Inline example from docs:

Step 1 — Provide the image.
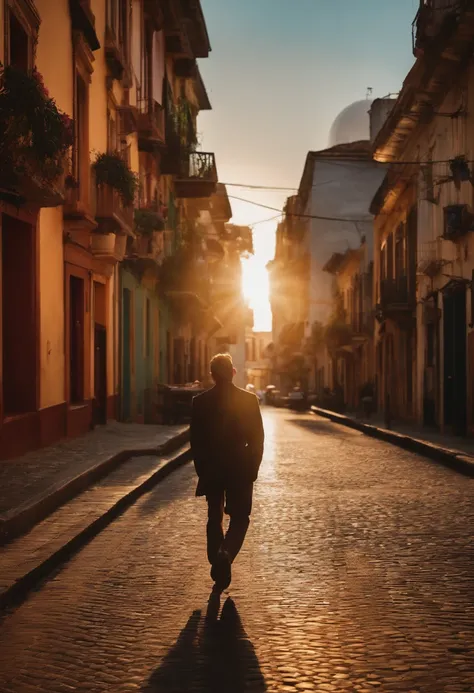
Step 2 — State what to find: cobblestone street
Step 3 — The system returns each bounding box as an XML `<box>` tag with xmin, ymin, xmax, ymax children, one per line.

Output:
<box><xmin>1</xmin><ymin>409</ymin><xmax>474</xmax><ymax>693</ymax></box>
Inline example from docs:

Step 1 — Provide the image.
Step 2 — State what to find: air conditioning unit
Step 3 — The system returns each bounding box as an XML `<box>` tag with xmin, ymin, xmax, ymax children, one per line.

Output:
<box><xmin>443</xmin><ymin>204</ymin><xmax>472</xmax><ymax>241</ymax></box>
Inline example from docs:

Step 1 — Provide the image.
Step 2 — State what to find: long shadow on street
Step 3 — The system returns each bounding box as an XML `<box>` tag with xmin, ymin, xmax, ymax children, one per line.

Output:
<box><xmin>142</xmin><ymin>595</ymin><xmax>266</xmax><ymax>693</ymax></box>
<box><xmin>287</xmin><ymin>416</ymin><xmax>358</xmax><ymax>436</ymax></box>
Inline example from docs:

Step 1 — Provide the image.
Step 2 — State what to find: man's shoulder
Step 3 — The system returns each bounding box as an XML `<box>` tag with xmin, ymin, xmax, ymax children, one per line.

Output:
<box><xmin>234</xmin><ymin>386</ymin><xmax>258</xmax><ymax>403</ymax></box>
<box><xmin>192</xmin><ymin>388</ymin><xmax>214</xmax><ymax>405</ymax></box>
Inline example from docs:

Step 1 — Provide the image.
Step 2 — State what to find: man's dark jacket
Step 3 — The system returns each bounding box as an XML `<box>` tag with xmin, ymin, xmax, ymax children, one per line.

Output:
<box><xmin>190</xmin><ymin>382</ymin><xmax>265</xmax><ymax>496</ymax></box>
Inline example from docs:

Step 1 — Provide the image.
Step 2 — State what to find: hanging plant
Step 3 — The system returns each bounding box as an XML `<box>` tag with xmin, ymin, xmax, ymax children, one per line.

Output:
<box><xmin>134</xmin><ymin>208</ymin><xmax>165</xmax><ymax>235</ymax></box>
<box><xmin>92</xmin><ymin>152</ymin><xmax>138</xmax><ymax>206</ymax></box>
<box><xmin>0</xmin><ymin>64</ymin><xmax>74</xmax><ymax>198</ymax></box>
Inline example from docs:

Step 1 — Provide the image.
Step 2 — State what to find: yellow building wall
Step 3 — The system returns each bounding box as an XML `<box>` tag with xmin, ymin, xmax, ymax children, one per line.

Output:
<box><xmin>38</xmin><ymin>208</ymin><xmax>66</xmax><ymax>408</ymax></box>
<box><xmin>35</xmin><ymin>0</ymin><xmax>73</xmax><ymax>410</ymax></box>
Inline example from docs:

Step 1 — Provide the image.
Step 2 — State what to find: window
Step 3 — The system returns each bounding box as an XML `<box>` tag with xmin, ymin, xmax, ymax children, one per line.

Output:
<box><xmin>387</xmin><ymin>233</ymin><xmax>394</xmax><ymax>280</ymax></box>
<box><xmin>107</xmin><ymin>110</ymin><xmax>118</xmax><ymax>153</ymax></box>
<box><xmin>395</xmin><ymin>224</ymin><xmax>406</xmax><ymax>278</ymax></box>
<box><xmin>8</xmin><ymin>10</ymin><xmax>29</xmax><ymax>68</ymax></box>
<box><xmin>380</xmin><ymin>243</ymin><xmax>387</xmax><ymax>281</ymax></box>
<box><xmin>5</xmin><ymin>1</ymin><xmax>39</xmax><ymax>70</ymax></box>
<box><xmin>72</xmin><ymin>31</ymin><xmax>93</xmax><ymax>202</ymax></box>
<box><xmin>107</xmin><ymin>0</ymin><xmax>128</xmax><ymax>55</ymax></box>
<box><xmin>75</xmin><ymin>73</ymin><xmax>87</xmax><ymax>191</ymax></box>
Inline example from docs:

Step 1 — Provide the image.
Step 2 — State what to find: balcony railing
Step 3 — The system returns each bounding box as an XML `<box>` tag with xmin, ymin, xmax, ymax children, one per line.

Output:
<box><xmin>417</xmin><ymin>240</ymin><xmax>444</xmax><ymax>277</ymax></box>
<box><xmin>137</xmin><ymin>99</ymin><xmax>165</xmax><ymax>151</ymax></box>
<box><xmin>95</xmin><ymin>184</ymin><xmax>134</xmax><ymax>235</ymax></box>
<box><xmin>380</xmin><ymin>276</ymin><xmax>413</xmax><ymax>314</ymax></box>
<box><xmin>174</xmin><ymin>152</ymin><xmax>218</xmax><ymax>199</ymax></box>
<box><xmin>412</xmin><ymin>0</ymin><xmax>465</xmax><ymax>56</ymax></box>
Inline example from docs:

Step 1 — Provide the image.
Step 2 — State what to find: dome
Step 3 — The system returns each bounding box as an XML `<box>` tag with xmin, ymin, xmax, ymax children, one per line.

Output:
<box><xmin>329</xmin><ymin>100</ymin><xmax>372</xmax><ymax>147</ymax></box>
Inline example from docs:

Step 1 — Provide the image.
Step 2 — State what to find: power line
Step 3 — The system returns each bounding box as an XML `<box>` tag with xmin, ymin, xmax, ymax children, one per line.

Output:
<box><xmin>223</xmin><ymin>182</ymin><xmax>297</xmax><ymax>191</ymax></box>
<box><xmin>248</xmin><ymin>214</ymin><xmax>283</xmax><ymax>228</ymax></box>
<box><xmin>228</xmin><ymin>195</ymin><xmax>373</xmax><ymax>224</ymax></box>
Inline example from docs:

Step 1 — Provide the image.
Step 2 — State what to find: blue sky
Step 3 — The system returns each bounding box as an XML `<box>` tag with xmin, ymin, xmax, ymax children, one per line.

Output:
<box><xmin>198</xmin><ymin>0</ymin><xmax>419</xmax><ymax>329</ymax></box>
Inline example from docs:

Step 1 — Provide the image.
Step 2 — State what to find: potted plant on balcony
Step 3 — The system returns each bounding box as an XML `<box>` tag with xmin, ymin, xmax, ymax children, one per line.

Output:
<box><xmin>134</xmin><ymin>207</ymin><xmax>166</xmax><ymax>235</ymax></box>
<box><xmin>133</xmin><ymin>206</ymin><xmax>165</xmax><ymax>256</ymax></box>
<box><xmin>0</xmin><ymin>64</ymin><xmax>74</xmax><ymax>206</ymax></box>
<box><xmin>91</xmin><ymin>152</ymin><xmax>138</xmax><ymax>256</ymax></box>
<box><xmin>92</xmin><ymin>152</ymin><xmax>138</xmax><ymax>206</ymax></box>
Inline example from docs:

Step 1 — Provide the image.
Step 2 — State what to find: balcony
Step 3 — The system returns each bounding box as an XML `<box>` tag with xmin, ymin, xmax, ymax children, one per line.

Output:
<box><xmin>137</xmin><ymin>100</ymin><xmax>165</xmax><ymax>151</ymax></box>
<box><xmin>412</xmin><ymin>1</ymin><xmax>464</xmax><ymax>57</ymax></box>
<box><xmin>91</xmin><ymin>231</ymin><xmax>128</xmax><ymax>263</ymax></box>
<box><xmin>417</xmin><ymin>240</ymin><xmax>444</xmax><ymax>277</ymax></box>
<box><xmin>128</xmin><ymin>231</ymin><xmax>164</xmax><ymax>264</ymax></box>
<box><xmin>95</xmin><ymin>184</ymin><xmax>133</xmax><ymax>235</ymax></box>
<box><xmin>70</xmin><ymin>0</ymin><xmax>100</xmax><ymax>51</ymax></box>
<box><xmin>105</xmin><ymin>24</ymin><xmax>127</xmax><ymax>80</ymax></box>
<box><xmin>380</xmin><ymin>276</ymin><xmax>414</xmax><ymax>318</ymax></box>
<box><xmin>174</xmin><ymin>152</ymin><xmax>217</xmax><ymax>199</ymax></box>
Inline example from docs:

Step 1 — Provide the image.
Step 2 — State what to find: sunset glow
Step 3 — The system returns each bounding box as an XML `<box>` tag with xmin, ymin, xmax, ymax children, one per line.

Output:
<box><xmin>241</xmin><ymin>219</ymin><xmax>278</xmax><ymax>333</ymax></box>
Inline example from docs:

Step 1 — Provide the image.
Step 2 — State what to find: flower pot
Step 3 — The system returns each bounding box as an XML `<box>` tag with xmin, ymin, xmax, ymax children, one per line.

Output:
<box><xmin>91</xmin><ymin>232</ymin><xmax>116</xmax><ymax>257</ymax></box>
<box><xmin>114</xmin><ymin>233</ymin><xmax>128</xmax><ymax>261</ymax></box>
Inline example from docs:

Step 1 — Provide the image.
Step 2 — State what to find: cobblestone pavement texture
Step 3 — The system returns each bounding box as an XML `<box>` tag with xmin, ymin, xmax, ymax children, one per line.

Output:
<box><xmin>0</xmin><ymin>409</ymin><xmax>474</xmax><ymax>693</ymax></box>
<box><xmin>0</xmin><ymin>422</ymin><xmax>187</xmax><ymax>517</ymax></box>
<box><xmin>0</xmin><ymin>445</ymin><xmax>190</xmax><ymax>600</ymax></box>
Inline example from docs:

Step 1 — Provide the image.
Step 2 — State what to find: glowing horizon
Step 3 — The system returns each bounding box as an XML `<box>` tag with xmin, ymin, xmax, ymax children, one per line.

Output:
<box><xmin>240</xmin><ymin>214</ymin><xmax>279</xmax><ymax>333</ymax></box>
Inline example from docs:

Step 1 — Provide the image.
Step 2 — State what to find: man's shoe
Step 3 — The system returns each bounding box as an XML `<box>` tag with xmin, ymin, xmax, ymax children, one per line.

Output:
<box><xmin>211</xmin><ymin>549</ymin><xmax>231</xmax><ymax>591</ymax></box>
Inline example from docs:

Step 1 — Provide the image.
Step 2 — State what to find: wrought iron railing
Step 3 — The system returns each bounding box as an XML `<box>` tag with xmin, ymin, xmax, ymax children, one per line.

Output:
<box><xmin>180</xmin><ymin>151</ymin><xmax>217</xmax><ymax>181</ymax></box>
<box><xmin>412</xmin><ymin>0</ymin><xmax>465</xmax><ymax>55</ymax></box>
<box><xmin>417</xmin><ymin>240</ymin><xmax>443</xmax><ymax>276</ymax></box>
<box><xmin>380</xmin><ymin>276</ymin><xmax>410</xmax><ymax>306</ymax></box>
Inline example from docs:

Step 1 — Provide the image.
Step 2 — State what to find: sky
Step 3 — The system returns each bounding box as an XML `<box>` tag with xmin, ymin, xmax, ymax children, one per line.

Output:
<box><xmin>198</xmin><ymin>0</ymin><xmax>419</xmax><ymax>331</ymax></box>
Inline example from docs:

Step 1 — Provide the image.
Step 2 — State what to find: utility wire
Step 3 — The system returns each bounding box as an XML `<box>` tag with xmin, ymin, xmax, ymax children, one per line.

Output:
<box><xmin>248</xmin><ymin>214</ymin><xmax>283</xmax><ymax>228</ymax></box>
<box><xmin>228</xmin><ymin>195</ymin><xmax>373</xmax><ymax>224</ymax></box>
<box><xmin>222</xmin><ymin>182</ymin><xmax>298</xmax><ymax>191</ymax></box>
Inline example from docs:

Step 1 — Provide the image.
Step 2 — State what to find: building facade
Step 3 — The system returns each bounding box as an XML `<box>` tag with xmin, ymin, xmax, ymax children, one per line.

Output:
<box><xmin>372</xmin><ymin>0</ymin><xmax>474</xmax><ymax>434</ymax></box>
<box><xmin>268</xmin><ymin>196</ymin><xmax>310</xmax><ymax>393</ymax></box>
<box><xmin>0</xmin><ymin>0</ymin><xmax>222</xmax><ymax>456</ymax></box>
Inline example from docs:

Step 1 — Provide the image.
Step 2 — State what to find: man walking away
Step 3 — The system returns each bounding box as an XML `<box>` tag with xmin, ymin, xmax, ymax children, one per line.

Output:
<box><xmin>191</xmin><ymin>354</ymin><xmax>265</xmax><ymax>592</ymax></box>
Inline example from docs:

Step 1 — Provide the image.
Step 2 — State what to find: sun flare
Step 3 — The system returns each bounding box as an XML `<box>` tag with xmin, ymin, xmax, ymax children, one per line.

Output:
<box><xmin>241</xmin><ymin>221</ymin><xmax>277</xmax><ymax>333</ymax></box>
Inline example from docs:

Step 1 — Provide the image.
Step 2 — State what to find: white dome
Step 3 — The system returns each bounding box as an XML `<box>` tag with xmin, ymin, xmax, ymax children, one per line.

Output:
<box><xmin>329</xmin><ymin>100</ymin><xmax>372</xmax><ymax>147</ymax></box>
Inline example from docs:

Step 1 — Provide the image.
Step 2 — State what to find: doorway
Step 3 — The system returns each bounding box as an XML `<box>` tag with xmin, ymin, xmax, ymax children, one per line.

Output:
<box><xmin>122</xmin><ymin>288</ymin><xmax>132</xmax><ymax>421</ymax></box>
<box><xmin>93</xmin><ymin>281</ymin><xmax>107</xmax><ymax>426</ymax></box>
<box><xmin>94</xmin><ymin>325</ymin><xmax>107</xmax><ymax>425</ymax></box>
<box><xmin>69</xmin><ymin>275</ymin><xmax>85</xmax><ymax>404</ymax></box>
<box><xmin>2</xmin><ymin>214</ymin><xmax>37</xmax><ymax>415</ymax></box>
<box><xmin>444</xmin><ymin>287</ymin><xmax>467</xmax><ymax>435</ymax></box>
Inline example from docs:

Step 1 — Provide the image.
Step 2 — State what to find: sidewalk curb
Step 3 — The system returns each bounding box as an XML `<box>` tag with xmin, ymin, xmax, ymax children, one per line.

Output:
<box><xmin>0</xmin><ymin>427</ymin><xmax>190</xmax><ymax>547</ymax></box>
<box><xmin>311</xmin><ymin>406</ymin><xmax>474</xmax><ymax>477</ymax></box>
<box><xmin>0</xmin><ymin>444</ymin><xmax>192</xmax><ymax>611</ymax></box>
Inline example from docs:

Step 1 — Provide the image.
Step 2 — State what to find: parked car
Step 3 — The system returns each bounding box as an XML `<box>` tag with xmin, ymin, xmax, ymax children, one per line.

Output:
<box><xmin>265</xmin><ymin>385</ymin><xmax>277</xmax><ymax>405</ymax></box>
<box><xmin>288</xmin><ymin>387</ymin><xmax>307</xmax><ymax>411</ymax></box>
<box><xmin>246</xmin><ymin>383</ymin><xmax>262</xmax><ymax>403</ymax></box>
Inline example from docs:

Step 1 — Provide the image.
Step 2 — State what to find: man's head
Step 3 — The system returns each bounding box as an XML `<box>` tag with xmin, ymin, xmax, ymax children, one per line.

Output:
<box><xmin>210</xmin><ymin>353</ymin><xmax>235</xmax><ymax>384</ymax></box>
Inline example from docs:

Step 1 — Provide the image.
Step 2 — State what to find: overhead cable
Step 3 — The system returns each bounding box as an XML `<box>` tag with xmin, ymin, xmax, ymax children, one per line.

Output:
<box><xmin>228</xmin><ymin>195</ymin><xmax>373</xmax><ymax>224</ymax></box>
